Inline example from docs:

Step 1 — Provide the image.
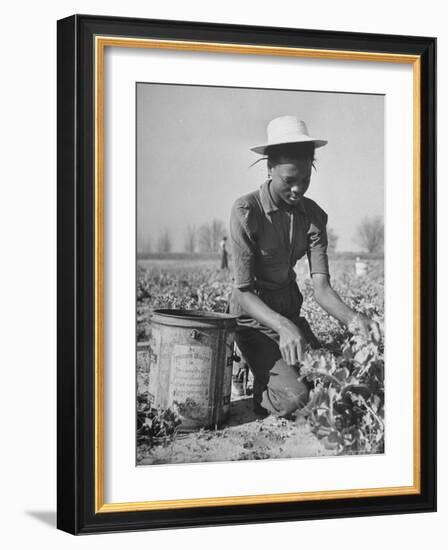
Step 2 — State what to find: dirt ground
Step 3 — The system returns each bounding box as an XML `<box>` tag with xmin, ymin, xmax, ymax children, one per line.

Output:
<box><xmin>137</xmin><ymin>392</ymin><xmax>335</xmax><ymax>466</ymax></box>
<box><xmin>136</xmin><ymin>257</ymin><xmax>384</xmax><ymax>465</ymax></box>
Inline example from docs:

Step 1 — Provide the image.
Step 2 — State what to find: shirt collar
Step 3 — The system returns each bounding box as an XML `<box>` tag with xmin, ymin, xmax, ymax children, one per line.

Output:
<box><xmin>259</xmin><ymin>179</ymin><xmax>306</xmax><ymax>215</ymax></box>
<box><xmin>260</xmin><ymin>179</ymin><xmax>278</xmax><ymax>214</ymax></box>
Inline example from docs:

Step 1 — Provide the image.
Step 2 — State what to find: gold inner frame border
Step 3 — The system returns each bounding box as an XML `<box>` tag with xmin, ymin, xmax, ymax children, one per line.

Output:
<box><xmin>94</xmin><ymin>35</ymin><xmax>421</xmax><ymax>514</ymax></box>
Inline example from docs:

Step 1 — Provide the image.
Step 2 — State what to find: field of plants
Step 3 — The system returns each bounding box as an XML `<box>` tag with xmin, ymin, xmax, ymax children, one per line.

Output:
<box><xmin>137</xmin><ymin>256</ymin><xmax>384</xmax><ymax>465</ymax></box>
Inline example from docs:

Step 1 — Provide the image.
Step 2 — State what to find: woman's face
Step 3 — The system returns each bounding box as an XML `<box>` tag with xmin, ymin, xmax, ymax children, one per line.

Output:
<box><xmin>268</xmin><ymin>154</ymin><xmax>313</xmax><ymax>208</ymax></box>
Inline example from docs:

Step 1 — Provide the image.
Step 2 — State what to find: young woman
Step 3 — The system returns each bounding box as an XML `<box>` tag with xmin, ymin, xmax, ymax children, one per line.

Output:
<box><xmin>228</xmin><ymin>116</ymin><xmax>380</xmax><ymax>416</ymax></box>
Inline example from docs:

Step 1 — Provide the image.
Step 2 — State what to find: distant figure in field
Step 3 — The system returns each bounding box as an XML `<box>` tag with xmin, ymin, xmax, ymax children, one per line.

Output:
<box><xmin>220</xmin><ymin>236</ymin><xmax>229</xmax><ymax>270</ymax></box>
<box><xmin>355</xmin><ymin>256</ymin><xmax>368</xmax><ymax>277</ymax></box>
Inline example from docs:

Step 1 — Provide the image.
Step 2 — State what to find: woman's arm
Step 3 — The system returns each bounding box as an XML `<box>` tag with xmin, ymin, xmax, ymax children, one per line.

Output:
<box><xmin>234</xmin><ymin>288</ymin><xmax>307</xmax><ymax>365</ymax></box>
<box><xmin>229</xmin><ymin>200</ymin><xmax>308</xmax><ymax>365</ymax></box>
<box><xmin>311</xmin><ymin>273</ymin><xmax>381</xmax><ymax>341</ymax></box>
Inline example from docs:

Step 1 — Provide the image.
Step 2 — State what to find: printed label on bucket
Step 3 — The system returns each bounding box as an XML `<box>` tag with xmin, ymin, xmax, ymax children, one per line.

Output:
<box><xmin>169</xmin><ymin>344</ymin><xmax>212</xmax><ymax>419</ymax></box>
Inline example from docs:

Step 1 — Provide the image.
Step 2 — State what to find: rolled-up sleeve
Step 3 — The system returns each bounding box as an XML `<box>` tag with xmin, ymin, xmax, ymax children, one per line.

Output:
<box><xmin>306</xmin><ymin>206</ymin><xmax>330</xmax><ymax>276</ymax></box>
<box><xmin>229</xmin><ymin>200</ymin><xmax>257</xmax><ymax>289</ymax></box>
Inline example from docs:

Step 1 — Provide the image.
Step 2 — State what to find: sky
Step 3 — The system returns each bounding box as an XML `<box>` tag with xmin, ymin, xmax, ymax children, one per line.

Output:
<box><xmin>137</xmin><ymin>83</ymin><xmax>384</xmax><ymax>252</ymax></box>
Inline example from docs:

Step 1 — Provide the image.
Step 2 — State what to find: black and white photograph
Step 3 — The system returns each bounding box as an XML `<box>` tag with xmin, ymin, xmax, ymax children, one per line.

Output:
<box><xmin>136</xmin><ymin>83</ymin><xmax>385</xmax><ymax>466</ymax></box>
<box><xmin>0</xmin><ymin>0</ymin><xmax>441</xmax><ymax>541</ymax></box>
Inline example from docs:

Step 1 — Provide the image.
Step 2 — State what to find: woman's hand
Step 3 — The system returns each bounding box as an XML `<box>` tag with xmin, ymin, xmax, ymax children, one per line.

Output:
<box><xmin>278</xmin><ymin>319</ymin><xmax>307</xmax><ymax>365</ymax></box>
<box><xmin>348</xmin><ymin>313</ymin><xmax>382</xmax><ymax>343</ymax></box>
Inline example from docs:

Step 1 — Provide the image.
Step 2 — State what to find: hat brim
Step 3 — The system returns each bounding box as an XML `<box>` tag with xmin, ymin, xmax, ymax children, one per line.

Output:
<box><xmin>250</xmin><ymin>137</ymin><xmax>327</xmax><ymax>155</ymax></box>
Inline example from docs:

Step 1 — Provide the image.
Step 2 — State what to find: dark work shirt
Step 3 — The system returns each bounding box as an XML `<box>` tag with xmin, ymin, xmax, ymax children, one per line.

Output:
<box><xmin>229</xmin><ymin>179</ymin><xmax>329</xmax><ymax>292</ymax></box>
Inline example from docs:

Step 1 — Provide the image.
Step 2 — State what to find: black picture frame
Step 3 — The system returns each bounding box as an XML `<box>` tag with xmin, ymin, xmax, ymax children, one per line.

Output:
<box><xmin>57</xmin><ymin>14</ymin><xmax>436</xmax><ymax>535</ymax></box>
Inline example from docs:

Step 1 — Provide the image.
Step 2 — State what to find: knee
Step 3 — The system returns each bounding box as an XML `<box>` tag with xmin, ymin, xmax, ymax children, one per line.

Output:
<box><xmin>262</xmin><ymin>359</ymin><xmax>309</xmax><ymax>416</ymax></box>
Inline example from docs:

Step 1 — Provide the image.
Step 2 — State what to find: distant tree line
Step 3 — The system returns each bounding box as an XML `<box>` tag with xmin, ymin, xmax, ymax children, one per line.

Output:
<box><xmin>354</xmin><ymin>216</ymin><xmax>384</xmax><ymax>254</ymax></box>
<box><xmin>157</xmin><ymin>229</ymin><xmax>173</xmax><ymax>253</ymax></box>
<box><xmin>139</xmin><ymin>215</ymin><xmax>384</xmax><ymax>256</ymax></box>
<box><xmin>183</xmin><ymin>219</ymin><xmax>227</xmax><ymax>254</ymax></box>
<box><xmin>137</xmin><ymin>219</ymin><xmax>228</xmax><ymax>255</ymax></box>
<box><xmin>137</xmin><ymin>235</ymin><xmax>152</xmax><ymax>256</ymax></box>
<box><xmin>327</xmin><ymin>215</ymin><xmax>384</xmax><ymax>255</ymax></box>
<box><xmin>326</xmin><ymin>216</ymin><xmax>384</xmax><ymax>255</ymax></box>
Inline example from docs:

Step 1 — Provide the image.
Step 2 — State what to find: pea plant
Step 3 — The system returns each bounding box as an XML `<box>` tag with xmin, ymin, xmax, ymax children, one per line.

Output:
<box><xmin>136</xmin><ymin>260</ymin><xmax>385</xmax><ymax>456</ymax></box>
<box><xmin>298</xmin><ymin>332</ymin><xmax>384</xmax><ymax>454</ymax></box>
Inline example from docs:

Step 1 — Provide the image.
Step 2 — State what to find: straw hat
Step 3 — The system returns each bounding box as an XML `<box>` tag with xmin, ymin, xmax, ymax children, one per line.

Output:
<box><xmin>250</xmin><ymin>115</ymin><xmax>327</xmax><ymax>155</ymax></box>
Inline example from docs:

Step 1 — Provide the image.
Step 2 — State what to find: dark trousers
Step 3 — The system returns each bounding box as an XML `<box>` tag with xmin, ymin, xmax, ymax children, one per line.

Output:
<box><xmin>236</xmin><ymin>325</ymin><xmax>310</xmax><ymax>416</ymax></box>
<box><xmin>220</xmin><ymin>250</ymin><xmax>228</xmax><ymax>269</ymax></box>
<box><xmin>229</xmin><ymin>283</ymin><xmax>316</xmax><ymax>416</ymax></box>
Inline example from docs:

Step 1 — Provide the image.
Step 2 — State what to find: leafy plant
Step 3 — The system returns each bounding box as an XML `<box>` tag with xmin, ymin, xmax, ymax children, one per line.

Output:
<box><xmin>136</xmin><ymin>259</ymin><xmax>384</xmax><ymax>456</ymax></box>
<box><xmin>137</xmin><ymin>404</ymin><xmax>183</xmax><ymax>445</ymax></box>
<box><xmin>297</xmin><ymin>332</ymin><xmax>384</xmax><ymax>454</ymax></box>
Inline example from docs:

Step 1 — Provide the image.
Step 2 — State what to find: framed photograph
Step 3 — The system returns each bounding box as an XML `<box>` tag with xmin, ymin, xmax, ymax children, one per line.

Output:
<box><xmin>57</xmin><ymin>14</ymin><xmax>436</xmax><ymax>534</ymax></box>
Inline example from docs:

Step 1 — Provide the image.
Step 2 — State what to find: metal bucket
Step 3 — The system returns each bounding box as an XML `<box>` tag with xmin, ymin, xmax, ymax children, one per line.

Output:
<box><xmin>147</xmin><ymin>309</ymin><xmax>238</xmax><ymax>430</ymax></box>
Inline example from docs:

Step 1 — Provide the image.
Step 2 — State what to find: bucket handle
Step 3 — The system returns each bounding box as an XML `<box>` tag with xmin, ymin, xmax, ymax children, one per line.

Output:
<box><xmin>225</xmin><ymin>341</ymin><xmax>241</xmax><ymax>363</ymax></box>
